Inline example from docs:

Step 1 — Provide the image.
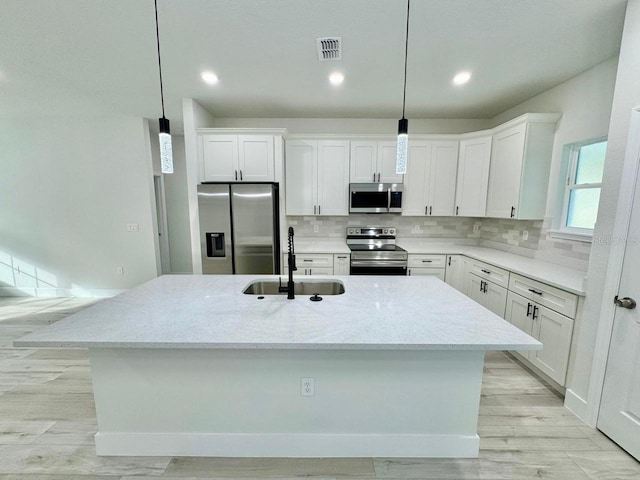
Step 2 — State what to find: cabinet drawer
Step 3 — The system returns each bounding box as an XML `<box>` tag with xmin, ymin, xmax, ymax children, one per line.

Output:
<box><xmin>509</xmin><ymin>273</ymin><xmax>578</xmax><ymax>319</ymax></box>
<box><xmin>407</xmin><ymin>254</ymin><xmax>446</xmax><ymax>269</ymax></box>
<box><xmin>467</xmin><ymin>259</ymin><xmax>510</xmax><ymax>289</ymax></box>
<box><xmin>408</xmin><ymin>268</ymin><xmax>445</xmax><ymax>281</ymax></box>
<box><xmin>283</xmin><ymin>253</ymin><xmax>333</xmax><ymax>268</ymax></box>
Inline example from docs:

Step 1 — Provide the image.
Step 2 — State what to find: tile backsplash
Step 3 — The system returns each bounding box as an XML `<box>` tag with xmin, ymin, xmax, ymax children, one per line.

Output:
<box><xmin>287</xmin><ymin>215</ymin><xmax>591</xmax><ymax>271</ymax></box>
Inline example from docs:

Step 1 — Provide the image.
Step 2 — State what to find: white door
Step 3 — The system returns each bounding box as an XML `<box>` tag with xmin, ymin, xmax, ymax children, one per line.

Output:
<box><xmin>467</xmin><ymin>273</ymin><xmax>488</xmax><ymax>308</ymax></box>
<box><xmin>505</xmin><ymin>291</ymin><xmax>534</xmax><ymax>358</ymax></box>
<box><xmin>317</xmin><ymin>140</ymin><xmax>350</xmax><ymax>216</ymax></box>
<box><xmin>598</xmin><ymin>117</ymin><xmax>640</xmax><ymax>458</ymax></box>
<box><xmin>333</xmin><ymin>255</ymin><xmax>350</xmax><ymax>275</ymax></box>
<box><xmin>285</xmin><ymin>140</ymin><xmax>317</xmax><ymax>216</ymax></box>
<box><xmin>429</xmin><ymin>141</ymin><xmax>459</xmax><ymax>216</ymax></box>
<box><xmin>201</xmin><ymin>135</ymin><xmax>238</xmax><ymax>182</ymax></box>
<box><xmin>350</xmin><ymin>141</ymin><xmax>378</xmax><ymax>183</ymax></box>
<box><xmin>378</xmin><ymin>141</ymin><xmax>404</xmax><ymax>183</ymax></box>
<box><xmin>238</xmin><ymin>135</ymin><xmax>274</xmax><ymax>182</ymax></box>
<box><xmin>529</xmin><ymin>304</ymin><xmax>573</xmax><ymax>385</ymax></box>
<box><xmin>486</xmin><ymin>124</ymin><xmax>526</xmax><ymax>218</ymax></box>
<box><xmin>444</xmin><ymin>255</ymin><xmax>463</xmax><ymax>291</ymax></box>
<box><xmin>485</xmin><ymin>282</ymin><xmax>508</xmax><ymax>318</ymax></box>
<box><xmin>455</xmin><ymin>136</ymin><xmax>492</xmax><ymax>217</ymax></box>
<box><xmin>402</xmin><ymin>142</ymin><xmax>430</xmax><ymax>216</ymax></box>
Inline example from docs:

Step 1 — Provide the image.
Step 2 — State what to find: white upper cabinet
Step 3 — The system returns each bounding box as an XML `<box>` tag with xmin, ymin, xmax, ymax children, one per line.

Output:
<box><xmin>200</xmin><ymin>134</ymin><xmax>275</xmax><ymax>182</ymax></box>
<box><xmin>286</xmin><ymin>139</ymin><xmax>349</xmax><ymax>216</ymax></box>
<box><xmin>486</xmin><ymin>115</ymin><xmax>559</xmax><ymax>219</ymax></box>
<box><xmin>317</xmin><ymin>140</ymin><xmax>350</xmax><ymax>216</ymax></box>
<box><xmin>285</xmin><ymin>140</ymin><xmax>317</xmax><ymax>216</ymax></box>
<box><xmin>403</xmin><ymin>141</ymin><xmax>458</xmax><ymax>216</ymax></box>
<box><xmin>350</xmin><ymin>140</ymin><xmax>403</xmax><ymax>183</ymax></box>
<box><xmin>455</xmin><ymin>136</ymin><xmax>492</xmax><ymax>217</ymax></box>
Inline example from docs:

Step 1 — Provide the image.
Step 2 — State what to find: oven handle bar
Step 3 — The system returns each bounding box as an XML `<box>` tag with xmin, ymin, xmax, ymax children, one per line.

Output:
<box><xmin>350</xmin><ymin>260</ymin><xmax>408</xmax><ymax>267</ymax></box>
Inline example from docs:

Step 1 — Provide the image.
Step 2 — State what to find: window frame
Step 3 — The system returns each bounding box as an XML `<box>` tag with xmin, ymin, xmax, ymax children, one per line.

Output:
<box><xmin>553</xmin><ymin>137</ymin><xmax>607</xmax><ymax>241</ymax></box>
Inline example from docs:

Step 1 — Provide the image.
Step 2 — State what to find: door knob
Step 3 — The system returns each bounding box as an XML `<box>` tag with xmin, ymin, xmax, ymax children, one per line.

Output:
<box><xmin>614</xmin><ymin>296</ymin><xmax>637</xmax><ymax>309</ymax></box>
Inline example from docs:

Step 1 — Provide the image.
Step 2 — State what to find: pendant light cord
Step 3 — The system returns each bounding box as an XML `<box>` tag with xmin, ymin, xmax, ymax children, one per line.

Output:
<box><xmin>154</xmin><ymin>0</ymin><xmax>165</xmax><ymax>118</ymax></box>
<box><xmin>401</xmin><ymin>0</ymin><xmax>410</xmax><ymax>119</ymax></box>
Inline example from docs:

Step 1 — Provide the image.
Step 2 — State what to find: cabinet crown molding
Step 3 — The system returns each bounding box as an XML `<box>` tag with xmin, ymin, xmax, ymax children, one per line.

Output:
<box><xmin>196</xmin><ymin>128</ymin><xmax>288</xmax><ymax>136</ymax></box>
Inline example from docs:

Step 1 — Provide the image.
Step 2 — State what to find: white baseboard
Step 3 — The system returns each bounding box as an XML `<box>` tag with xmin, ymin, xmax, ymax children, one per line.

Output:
<box><xmin>565</xmin><ymin>388</ymin><xmax>590</xmax><ymax>425</ymax></box>
<box><xmin>95</xmin><ymin>432</ymin><xmax>480</xmax><ymax>458</ymax></box>
<box><xmin>0</xmin><ymin>287</ymin><xmax>125</xmax><ymax>298</ymax></box>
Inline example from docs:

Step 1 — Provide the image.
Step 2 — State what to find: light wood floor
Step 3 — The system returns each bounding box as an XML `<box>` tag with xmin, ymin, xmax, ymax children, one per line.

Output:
<box><xmin>0</xmin><ymin>296</ymin><xmax>638</xmax><ymax>479</ymax></box>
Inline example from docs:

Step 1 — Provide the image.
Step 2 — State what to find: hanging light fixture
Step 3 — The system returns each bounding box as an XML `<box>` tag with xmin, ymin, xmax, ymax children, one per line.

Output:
<box><xmin>154</xmin><ymin>0</ymin><xmax>173</xmax><ymax>174</ymax></box>
<box><xmin>396</xmin><ymin>0</ymin><xmax>411</xmax><ymax>175</ymax></box>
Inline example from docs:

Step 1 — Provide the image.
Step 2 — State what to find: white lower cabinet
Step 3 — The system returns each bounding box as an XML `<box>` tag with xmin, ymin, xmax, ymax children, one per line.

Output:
<box><xmin>467</xmin><ymin>273</ymin><xmax>508</xmax><ymax>317</ymax></box>
<box><xmin>333</xmin><ymin>255</ymin><xmax>350</xmax><ymax>275</ymax></box>
<box><xmin>445</xmin><ymin>255</ymin><xmax>464</xmax><ymax>292</ymax></box>
<box><xmin>504</xmin><ymin>291</ymin><xmax>574</xmax><ymax>385</ymax></box>
<box><xmin>295</xmin><ymin>267</ymin><xmax>333</xmax><ymax>276</ymax></box>
<box><xmin>408</xmin><ymin>268</ymin><xmax>445</xmax><ymax>280</ymax></box>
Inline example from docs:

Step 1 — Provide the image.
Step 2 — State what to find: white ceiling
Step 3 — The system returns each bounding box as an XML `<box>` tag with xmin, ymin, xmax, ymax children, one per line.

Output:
<box><xmin>0</xmin><ymin>0</ymin><xmax>626</xmax><ymax>127</ymax></box>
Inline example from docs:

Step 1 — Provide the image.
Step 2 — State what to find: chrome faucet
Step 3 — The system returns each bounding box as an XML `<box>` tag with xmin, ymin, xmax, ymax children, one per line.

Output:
<box><xmin>279</xmin><ymin>227</ymin><xmax>297</xmax><ymax>299</ymax></box>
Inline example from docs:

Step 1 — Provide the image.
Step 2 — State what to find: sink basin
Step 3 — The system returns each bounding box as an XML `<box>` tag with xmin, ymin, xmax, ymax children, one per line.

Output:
<box><xmin>243</xmin><ymin>279</ymin><xmax>345</xmax><ymax>296</ymax></box>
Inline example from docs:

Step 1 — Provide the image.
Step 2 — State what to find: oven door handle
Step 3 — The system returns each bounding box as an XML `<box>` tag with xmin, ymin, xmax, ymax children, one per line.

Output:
<box><xmin>350</xmin><ymin>260</ymin><xmax>408</xmax><ymax>267</ymax></box>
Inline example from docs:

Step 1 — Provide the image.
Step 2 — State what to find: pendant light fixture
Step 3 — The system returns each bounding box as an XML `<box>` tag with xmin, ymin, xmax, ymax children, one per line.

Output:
<box><xmin>396</xmin><ymin>0</ymin><xmax>411</xmax><ymax>175</ymax></box>
<box><xmin>154</xmin><ymin>0</ymin><xmax>173</xmax><ymax>174</ymax></box>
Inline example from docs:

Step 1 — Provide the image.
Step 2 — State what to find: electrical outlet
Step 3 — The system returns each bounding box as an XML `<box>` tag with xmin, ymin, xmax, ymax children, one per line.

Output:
<box><xmin>522</xmin><ymin>230</ymin><xmax>529</xmax><ymax>241</ymax></box>
<box><xmin>117</xmin><ymin>266</ymin><xmax>125</xmax><ymax>275</ymax></box>
<box><xmin>473</xmin><ymin>223</ymin><xmax>481</xmax><ymax>233</ymax></box>
<box><xmin>313</xmin><ymin>224</ymin><xmax>319</xmax><ymax>233</ymax></box>
<box><xmin>301</xmin><ymin>377</ymin><xmax>314</xmax><ymax>396</ymax></box>
<box><xmin>127</xmin><ymin>223</ymin><xmax>139</xmax><ymax>232</ymax></box>
<box><xmin>413</xmin><ymin>224</ymin><xmax>421</xmax><ymax>233</ymax></box>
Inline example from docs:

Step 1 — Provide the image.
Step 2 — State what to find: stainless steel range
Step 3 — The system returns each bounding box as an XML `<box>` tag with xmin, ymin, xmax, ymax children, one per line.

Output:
<box><xmin>347</xmin><ymin>227</ymin><xmax>408</xmax><ymax>275</ymax></box>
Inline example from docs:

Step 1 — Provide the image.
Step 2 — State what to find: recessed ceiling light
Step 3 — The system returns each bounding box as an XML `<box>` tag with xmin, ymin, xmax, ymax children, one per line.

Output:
<box><xmin>453</xmin><ymin>71</ymin><xmax>472</xmax><ymax>86</ymax></box>
<box><xmin>329</xmin><ymin>72</ymin><xmax>344</xmax><ymax>86</ymax></box>
<box><xmin>201</xmin><ymin>71</ymin><xmax>219</xmax><ymax>85</ymax></box>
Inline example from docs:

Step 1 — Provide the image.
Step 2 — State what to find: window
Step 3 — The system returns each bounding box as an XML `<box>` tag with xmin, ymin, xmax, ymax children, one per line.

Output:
<box><xmin>560</xmin><ymin>139</ymin><xmax>607</xmax><ymax>236</ymax></box>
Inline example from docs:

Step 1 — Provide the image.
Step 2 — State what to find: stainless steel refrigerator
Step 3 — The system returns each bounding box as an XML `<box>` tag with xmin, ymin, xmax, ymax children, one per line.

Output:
<box><xmin>197</xmin><ymin>183</ymin><xmax>280</xmax><ymax>274</ymax></box>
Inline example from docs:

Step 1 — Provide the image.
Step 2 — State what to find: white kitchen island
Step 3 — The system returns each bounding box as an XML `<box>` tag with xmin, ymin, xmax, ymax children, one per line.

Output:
<box><xmin>15</xmin><ymin>275</ymin><xmax>540</xmax><ymax>458</ymax></box>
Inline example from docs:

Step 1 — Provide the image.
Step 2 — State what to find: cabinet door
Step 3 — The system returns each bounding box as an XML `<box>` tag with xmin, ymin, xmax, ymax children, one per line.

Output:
<box><xmin>378</xmin><ymin>141</ymin><xmax>404</xmax><ymax>183</ymax></box>
<box><xmin>486</xmin><ymin>124</ymin><xmax>526</xmax><ymax>218</ymax></box>
<box><xmin>333</xmin><ymin>255</ymin><xmax>350</xmax><ymax>275</ymax></box>
<box><xmin>402</xmin><ymin>142</ymin><xmax>430</xmax><ymax>216</ymax></box>
<box><xmin>429</xmin><ymin>141</ymin><xmax>459</xmax><ymax>216</ymax></box>
<box><xmin>455</xmin><ymin>136</ymin><xmax>492</xmax><ymax>217</ymax></box>
<box><xmin>407</xmin><ymin>268</ymin><xmax>445</xmax><ymax>280</ymax></box>
<box><xmin>467</xmin><ymin>273</ymin><xmax>487</xmax><ymax>308</ymax></box>
<box><xmin>445</xmin><ymin>255</ymin><xmax>463</xmax><ymax>292</ymax></box>
<box><xmin>238</xmin><ymin>135</ymin><xmax>274</xmax><ymax>181</ymax></box>
<box><xmin>485</xmin><ymin>281</ymin><xmax>508</xmax><ymax>318</ymax></box>
<box><xmin>350</xmin><ymin>141</ymin><xmax>378</xmax><ymax>183</ymax></box>
<box><xmin>317</xmin><ymin>140</ymin><xmax>350</xmax><ymax>216</ymax></box>
<box><xmin>285</xmin><ymin>140</ymin><xmax>317</xmax><ymax>215</ymax></box>
<box><xmin>201</xmin><ymin>135</ymin><xmax>238</xmax><ymax>182</ymax></box>
<box><xmin>530</xmin><ymin>304</ymin><xmax>573</xmax><ymax>385</ymax></box>
<box><xmin>505</xmin><ymin>291</ymin><xmax>535</xmax><ymax>359</ymax></box>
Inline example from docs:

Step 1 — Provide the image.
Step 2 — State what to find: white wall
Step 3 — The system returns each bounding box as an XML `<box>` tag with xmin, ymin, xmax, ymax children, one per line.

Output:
<box><xmin>0</xmin><ymin>116</ymin><xmax>159</xmax><ymax>296</ymax></box>
<box><xmin>569</xmin><ymin>0</ymin><xmax>640</xmax><ymax>414</ymax></box>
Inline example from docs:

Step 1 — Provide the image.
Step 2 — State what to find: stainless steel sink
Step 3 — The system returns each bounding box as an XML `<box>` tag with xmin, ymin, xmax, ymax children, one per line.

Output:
<box><xmin>243</xmin><ymin>279</ymin><xmax>345</xmax><ymax>296</ymax></box>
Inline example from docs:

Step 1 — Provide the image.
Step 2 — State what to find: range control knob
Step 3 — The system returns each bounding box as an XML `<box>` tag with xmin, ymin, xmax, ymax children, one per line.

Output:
<box><xmin>389</xmin><ymin>228</ymin><xmax>395</xmax><ymax>234</ymax></box>
<box><xmin>383</xmin><ymin>229</ymin><xmax>388</xmax><ymax>234</ymax></box>
<box><xmin>348</xmin><ymin>229</ymin><xmax>355</xmax><ymax>235</ymax></box>
<box><xmin>356</xmin><ymin>229</ymin><xmax>360</xmax><ymax>234</ymax></box>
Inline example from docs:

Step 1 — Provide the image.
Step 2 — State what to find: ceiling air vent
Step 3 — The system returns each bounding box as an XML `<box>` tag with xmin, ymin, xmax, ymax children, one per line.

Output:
<box><xmin>316</xmin><ymin>37</ymin><xmax>342</xmax><ymax>61</ymax></box>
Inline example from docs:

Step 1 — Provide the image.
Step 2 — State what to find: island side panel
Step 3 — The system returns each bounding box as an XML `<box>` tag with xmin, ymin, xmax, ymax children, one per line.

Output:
<box><xmin>89</xmin><ymin>348</ymin><xmax>485</xmax><ymax>457</ymax></box>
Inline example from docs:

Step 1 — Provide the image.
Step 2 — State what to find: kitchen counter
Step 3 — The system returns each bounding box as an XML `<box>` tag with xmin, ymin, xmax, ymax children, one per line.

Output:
<box><xmin>14</xmin><ymin>274</ymin><xmax>539</xmax><ymax>459</ymax></box>
<box><xmin>15</xmin><ymin>275</ymin><xmax>539</xmax><ymax>351</ymax></box>
<box><xmin>287</xmin><ymin>237</ymin><xmax>587</xmax><ymax>295</ymax></box>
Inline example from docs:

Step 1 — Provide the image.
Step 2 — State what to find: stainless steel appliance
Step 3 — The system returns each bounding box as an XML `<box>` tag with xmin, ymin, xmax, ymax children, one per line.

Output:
<box><xmin>197</xmin><ymin>183</ymin><xmax>280</xmax><ymax>274</ymax></box>
<box><xmin>349</xmin><ymin>183</ymin><xmax>403</xmax><ymax>214</ymax></box>
<box><xmin>347</xmin><ymin>227</ymin><xmax>407</xmax><ymax>275</ymax></box>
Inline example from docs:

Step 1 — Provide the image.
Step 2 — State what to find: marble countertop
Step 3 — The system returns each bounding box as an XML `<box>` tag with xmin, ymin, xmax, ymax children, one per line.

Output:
<box><xmin>15</xmin><ymin>275</ymin><xmax>541</xmax><ymax>351</ymax></box>
<box><xmin>286</xmin><ymin>238</ymin><xmax>587</xmax><ymax>295</ymax></box>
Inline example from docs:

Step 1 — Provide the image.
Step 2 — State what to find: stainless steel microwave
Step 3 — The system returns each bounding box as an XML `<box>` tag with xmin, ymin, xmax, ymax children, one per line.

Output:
<box><xmin>349</xmin><ymin>183</ymin><xmax>403</xmax><ymax>214</ymax></box>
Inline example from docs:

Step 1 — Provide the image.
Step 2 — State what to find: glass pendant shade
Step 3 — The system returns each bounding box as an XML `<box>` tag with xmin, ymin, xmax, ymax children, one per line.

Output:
<box><xmin>396</xmin><ymin>118</ymin><xmax>408</xmax><ymax>174</ymax></box>
<box><xmin>159</xmin><ymin>117</ymin><xmax>173</xmax><ymax>174</ymax></box>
